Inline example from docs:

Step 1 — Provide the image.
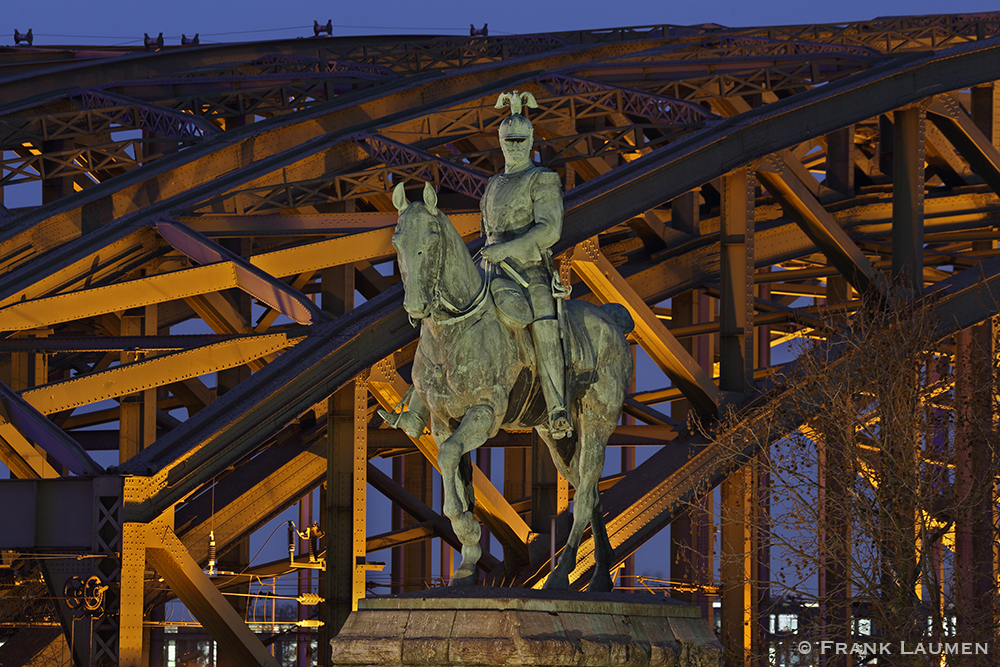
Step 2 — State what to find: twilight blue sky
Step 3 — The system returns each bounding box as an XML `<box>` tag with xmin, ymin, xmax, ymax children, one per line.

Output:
<box><xmin>3</xmin><ymin>1</ymin><xmax>1000</xmax><ymax>47</ymax></box>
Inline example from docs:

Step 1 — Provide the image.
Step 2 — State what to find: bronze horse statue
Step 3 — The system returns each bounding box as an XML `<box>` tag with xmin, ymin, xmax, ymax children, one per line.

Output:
<box><xmin>389</xmin><ymin>182</ymin><xmax>634</xmax><ymax>591</ymax></box>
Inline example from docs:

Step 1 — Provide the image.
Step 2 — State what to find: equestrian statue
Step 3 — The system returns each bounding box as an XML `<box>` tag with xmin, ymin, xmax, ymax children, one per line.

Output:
<box><xmin>381</xmin><ymin>90</ymin><xmax>635</xmax><ymax>591</ymax></box>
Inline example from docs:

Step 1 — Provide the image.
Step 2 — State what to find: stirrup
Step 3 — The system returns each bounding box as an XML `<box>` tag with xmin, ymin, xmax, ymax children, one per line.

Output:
<box><xmin>549</xmin><ymin>408</ymin><xmax>573</xmax><ymax>439</ymax></box>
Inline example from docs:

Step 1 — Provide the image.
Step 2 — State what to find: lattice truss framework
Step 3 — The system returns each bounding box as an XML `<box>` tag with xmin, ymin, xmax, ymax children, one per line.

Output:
<box><xmin>1</xmin><ymin>12</ymin><xmax>1000</xmax><ymax>665</ymax></box>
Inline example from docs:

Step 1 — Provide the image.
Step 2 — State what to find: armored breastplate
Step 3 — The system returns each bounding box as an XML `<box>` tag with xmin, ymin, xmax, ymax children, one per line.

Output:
<box><xmin>482</xmin><ymin>168</ymin><xmax>542</xmax><ymax>246</ymax></box>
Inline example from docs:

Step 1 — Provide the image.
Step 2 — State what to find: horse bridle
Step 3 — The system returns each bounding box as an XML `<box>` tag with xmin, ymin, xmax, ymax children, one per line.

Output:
<box><xmin>411</xmin><ymin>209</ymin><xmax>490</xmax><ymax>327</ymax></box>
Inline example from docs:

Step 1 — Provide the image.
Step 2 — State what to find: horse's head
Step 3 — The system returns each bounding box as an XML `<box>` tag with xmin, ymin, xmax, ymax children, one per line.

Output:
<box><xmin>392</xmin><ymin>182</ymin><xmax>443</xmax><ymax>321</ymax></box>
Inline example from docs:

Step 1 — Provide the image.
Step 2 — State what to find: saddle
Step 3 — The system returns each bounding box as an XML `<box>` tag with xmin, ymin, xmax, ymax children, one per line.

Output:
<box><xmin>489</xmin><ymin>278</ymin><xmax>598</xmax><ymax>374</ymax></box>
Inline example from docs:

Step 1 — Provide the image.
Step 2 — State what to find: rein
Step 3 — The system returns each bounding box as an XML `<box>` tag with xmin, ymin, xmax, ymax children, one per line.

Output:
<box><xmin>416</xmin><ymin>209</ymin><xmax>491</xmax><ymax>327</ymax></box>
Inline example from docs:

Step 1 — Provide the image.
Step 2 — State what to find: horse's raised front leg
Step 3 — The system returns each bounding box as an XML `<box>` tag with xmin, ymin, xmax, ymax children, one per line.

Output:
<box><xmin>436</xmin><ymin>404</ymin><xmax>495</xmax><ymax>586</ymax></box>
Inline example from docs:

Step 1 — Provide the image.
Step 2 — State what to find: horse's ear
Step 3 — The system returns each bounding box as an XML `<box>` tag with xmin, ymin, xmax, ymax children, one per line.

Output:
<box><xmin>392</xmin><ymin>182</ymin><xmax>408</xmax><ymax>212</ymax></box>
<box><xmin>422</xmin><ymin>182</ymin><xmax>439</xmax><ymax>215</ymax></box>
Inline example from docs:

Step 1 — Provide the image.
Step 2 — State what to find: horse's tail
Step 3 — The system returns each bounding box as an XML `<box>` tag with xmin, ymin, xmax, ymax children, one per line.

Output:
<box><xmin>600</xmin><ymin>303</ymin><xmax>634</xmax><ymax>335</ymax></box>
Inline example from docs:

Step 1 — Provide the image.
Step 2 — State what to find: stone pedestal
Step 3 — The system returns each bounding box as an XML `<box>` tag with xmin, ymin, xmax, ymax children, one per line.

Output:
<box><xmin>330</xmin><ymin>587</ymin><xmax>723</xmax><ymax>667</ymax></box>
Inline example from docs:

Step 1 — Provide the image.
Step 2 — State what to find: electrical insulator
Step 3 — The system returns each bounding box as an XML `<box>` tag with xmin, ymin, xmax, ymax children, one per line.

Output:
<box><xmin>297</xmin><ymin>593</ymin><xmax>324</xmax><ymax>606</ymax></box>
<box><xmin>144</xmin><ymin>32</ymin><xmax>164</xmax><ymax>51</ymax></box>
<box><xmin>313</xmin><ymin>20</ymin><xmax>332</xmax><ymax>38</ymax></box>
<box><xmin>207</xmin><ymin>531</ymin><xmax>217</xmax><ymax>576</ymax></box>
<box><xmin>181</xmin><ymin>34</ymin><xmax>199</xmax><ymax>46</ymax></box>
<box><xmin>14</xmin><ymin>29</ymin><xmax>33</xmax><ymax>46</ymax></box>
<box><xmin>308</xmin><ymin>522</ymin><xmax>321</xmax><ymax>563</ymax></box>
<box><xmin>295</xmin><ymin>619</ymin><xmax>325</xmax><ymax>628</ymax></box>
<box><xmin>287</xmin><ymin>521</ymin><xmax>296</xmax><ymax>563</ymax></box>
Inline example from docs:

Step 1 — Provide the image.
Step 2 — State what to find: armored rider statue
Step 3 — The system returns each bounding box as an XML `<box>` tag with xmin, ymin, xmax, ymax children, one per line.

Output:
<box><xmin>380</xmin><ymin>90</ymin><xmax>573</xmax><ymax>440</ymax></box>
<box><xmin>480</xmin><ymin>90</ymin><xmax>572</xmax><ymax>439</ymax></box>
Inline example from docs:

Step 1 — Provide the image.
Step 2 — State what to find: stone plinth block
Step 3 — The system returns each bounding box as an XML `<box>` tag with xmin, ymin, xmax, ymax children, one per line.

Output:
<box><xmin>330</xmin><ymin>587</ymin><xmax>723</xmax><ymax>667</ymax></box>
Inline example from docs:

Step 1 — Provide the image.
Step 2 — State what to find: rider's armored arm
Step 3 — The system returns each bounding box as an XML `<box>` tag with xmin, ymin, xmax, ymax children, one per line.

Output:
<box><xmin>522</xmin><ymin>171</ymin><xmax>563</xmax><ymax>253</ymax></box>
<box><xmin>479</xmin><ymin>192</ymin><xmax>488</xmax><ymax>238</ymax></box>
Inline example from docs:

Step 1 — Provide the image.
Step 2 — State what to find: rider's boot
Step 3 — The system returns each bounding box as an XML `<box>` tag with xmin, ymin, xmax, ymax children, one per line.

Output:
<box><xmin>532</xmin><ymin>318</ymin><xmax>572</xmax><ymax>439</ymax></box>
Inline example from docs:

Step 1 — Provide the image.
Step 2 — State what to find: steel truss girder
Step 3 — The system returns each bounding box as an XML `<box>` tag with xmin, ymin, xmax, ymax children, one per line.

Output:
<box><xmin>0</xmin><ymin>381</ymin><xmax>101</xmax><ymax>477</ymax></box>
<box><xmin>755</xmin><ymin>152</ymin><xmax>887</xmax><ymax>298</ymax></box>
<box><xmin>3</xmin><ymin>19</ymin><xmax>1000</xmax><ymax>646</ymax></box>
<box><xmin>360</xmin><ymin>133</ymin><xmax>489</xmax><ymax>198</ymax></box>
<box><xmin>734</xmin><ymin>13</ymin><xmax>1000</xmax><ymax>53</ymax></box>
<box><xmin>537</xmin><ymin>253</ymin><xmax>1000</xmax><ymax>588</ymax></box>
<box><xmin>175</xmin><ymin>54</ymin><xmax>398</xmax><ymax>80</ymax></box>
<box><xmin>0</xmin><ymin>102</ymin><xmax>199</xmax><ymax>150</ymax></box>
<box><xmin>190</xmin><ymin>124</ymin><xmax>682</xmax><ymax>215</ymax></box>
<box><xmin>928</xmin><ymin>92</ymin><xmax>1000</xmax><ymax>195</ymax></box>
<box><xmin>75</xmin><ymin>89</ymin><xmax>218</xmax><ymax>139</ymax></box>
<box><xmin>0</xmin><ymin>140</ymin><xmax>140</xmax><ymax>185</ymax></box>
<box><xmin>570</xmin><ymin>239</ymin><xmax>719</xmax><ymax>416</ymax></box>
<box><xmin>21</xmin><ymin>333</ymin><xmax>293</xmax><ymax>415</ymax></box>
<box><xmin>110</xmin><ymin>36</ymin><xmax>1000</xmax><ymax>530</ymax></box>
<box><xmin>555</xmin><ymin>40</ymin><xmax>1000</xmax><ymax>300</ymax></box>
<box><xmin>0</xmin><ymin>38</ymin><xmax>665</xmax><ymax>281</ymax></box>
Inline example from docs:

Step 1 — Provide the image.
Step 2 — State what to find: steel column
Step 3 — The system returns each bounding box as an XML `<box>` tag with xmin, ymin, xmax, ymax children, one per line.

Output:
<box><xmin>953</xmin><ymin>323</ymin><xmax>997</xmax><ymax>646</ymax></box>
<box><xmin>119</xmin><ymin>523</ymin><xmax>147</xmax><ymax>666</ymax></box>
<box><xmin>119</xmin><ymin>305</ymin><xmax>157</xmax><ymax>463</ymax></box>
<box><xmin>891</xmin><ymin>107</ymin><xmax>925</xmax><ymax>296</ymax></box>
<box><xmin>144</xmin><ymin>521</ymin><xmax>279</xmax><ymax>667</ymax></box>
<box><xmin>719</xmin><ymin>166</ymin><xmax>757</xmax><ymax>665</ymax></box>
<box><xmin>826</xmin><ymin>126</ymin><xmax>855</xmax><ymax>196</ymax></box>
<box><xmin>530</xmin><ymin>431</ymin><xmax>569</xmax><ymax>566</ymax></box>
<box><xmin>392</xmin><ymin>453</ymin><xmax>433</xmax><ymax>591</ymax></box>
<box><xmin>322</xmin><ymin>265</ymin><xmax>367</xmax><ymax>652</ymax></box>
<box><xmin>671</xmin><ymin>286</ymin><xmax>714</xmax><ymax>619</ymax></box>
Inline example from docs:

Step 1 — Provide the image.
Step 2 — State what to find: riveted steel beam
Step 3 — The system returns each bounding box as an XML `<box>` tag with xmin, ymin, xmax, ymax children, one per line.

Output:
<box><xmin>21</xmin><ymin>333</ymin><xmax>294</xmax><ymax>416</ymax></box>
<box><xmin>571</xmin><ymin>238</ymin><xmax>719</xmax><ymax>416</ymax></box>
<box><xmin>0</xmin><ymin>38</ymin><xmax>667</xmax><ymax>279</ymax></box>
<box><xmin>756</xmin><ymin>152</ymin><xmax>887</xmax><ymax>298</ymax></box>
<box><xmin>0</xmin><ymin>333</ymin><xmax>242</xmax><ymax>352</ymax></box>
<box><xmin>0</xmin><ymin>260</ymin><xmax>317</xmax><ymax>332</ymax></box>
<box><xmin>928</xmin><ymin>93</ymin><xmax>1000</xmax><ymax>196</ymax></box>
<box><xmin>520</xmin><ymin>253</ymin><xmax>1000</xmax><ymax>588</ymax></box>
<box><xmin>0</xmin><ymin>225</ymin><xmax>165</xmax><ymax>308</ymax></box>
<box><xmin>0</xmin><ymin>382</ymin><xmax>101</xmax><ymax>476</ymax></box>
<box><xmin>0</xmin><ymin>420</ymin><xmax>61</xmax><ymax>479</ymax></box>
<box><xmin>143</xmin><ymin>520</ymin><xmax>279</xmax><ymax>667</ymax></box>
<box><xmin>249</xmin><ymin>213</ymin><xmax>478</xmax><ymax>277</ymax></box>
<box><xmin>156</xmin><ymin>220</ymin><xmax>324</xmax><ymax>324</ymax></box>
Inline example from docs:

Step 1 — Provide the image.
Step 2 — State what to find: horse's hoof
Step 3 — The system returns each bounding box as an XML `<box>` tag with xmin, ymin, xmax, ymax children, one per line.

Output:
<box><xmin>544</xmin><ymin>573</ymin><xmax>570</xmax><ymax>590</ymax></box>
<box><xmin>548</xmin><ymin>409</ymin><xmax>573</xmax><ymax>440</ymax></box>
<box><xmin>449</xmin><ymin>562</ymin><xmax>477</xmax><ymax>587</ymax></box>
<box><xmin>449</xmin><ymin>573</ymin><xmax>477</xmax><ymax>587</ymax></box>
<box><xmin>588</xmin><ymin>572</ymin><xmax>614</xmax><ymax>593</ymax></box>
